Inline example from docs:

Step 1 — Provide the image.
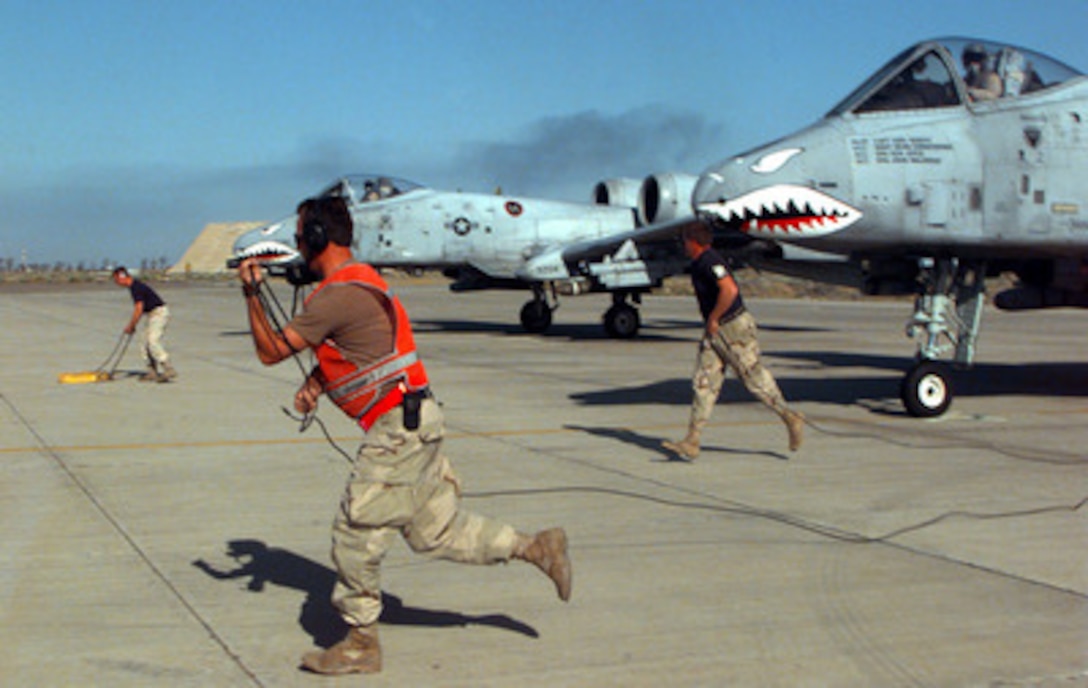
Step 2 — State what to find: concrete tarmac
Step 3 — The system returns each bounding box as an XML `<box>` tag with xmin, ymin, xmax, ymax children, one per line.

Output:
<box><xmin>2</xmin><ymin>278</ymin><xmax>1086</xmax><ymax>687</ymax></box>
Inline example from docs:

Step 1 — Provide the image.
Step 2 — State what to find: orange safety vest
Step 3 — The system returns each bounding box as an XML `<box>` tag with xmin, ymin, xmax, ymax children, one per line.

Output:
<box><xmin>305</xmin><ymin>263</ymin><xmax>429</xmax><ymax>430</ymax></box>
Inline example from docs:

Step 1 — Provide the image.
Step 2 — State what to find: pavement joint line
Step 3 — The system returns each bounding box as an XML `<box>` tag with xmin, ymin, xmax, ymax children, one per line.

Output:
<box><xmin>0</xmin><ymin>391</ymin><xmax>267</xmax><ymax>686</ymax></box>
<box><xmin>0</xmin><ymin>419</ymin><xmax>778</xmax><ymax>455</ymax></box>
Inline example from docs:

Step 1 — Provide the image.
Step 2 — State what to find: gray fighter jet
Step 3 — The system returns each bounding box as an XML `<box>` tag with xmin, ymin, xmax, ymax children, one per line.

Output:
<box><xmin>539</xmin><ymin>37</ymin><xmax>1088</xmax><ymax>416</ymax></box>
<box><xmin>232</xmin><ymin>37</ymin><xmax>1085</xmax><ymax>417</ymax></box>
<box><xmin>230</xmin><ymin>174</ymin><xmax>698</xmax><ymax>337</ymax></box>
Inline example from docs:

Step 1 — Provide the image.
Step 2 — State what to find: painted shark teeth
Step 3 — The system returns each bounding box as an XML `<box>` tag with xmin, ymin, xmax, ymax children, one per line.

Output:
<box><xmin>697</xmin><ymin>184</ymin><xmax>861</xmax><ymax>239</ymax></box>
<box><xmin>234</xmin><ymin>240</ymin><xmax>299</xmax><ymax>264</ymax></box>
<box><xmin>232</xmin><ymin>218</ymin><xmax>301</xmax><ymax>266</ymax></box>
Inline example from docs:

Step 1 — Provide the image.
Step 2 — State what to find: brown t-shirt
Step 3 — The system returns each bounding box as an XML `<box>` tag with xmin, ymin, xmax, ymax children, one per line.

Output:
<box><xmin>289</xmin><ymin>282</ymin><xmax>394</xmax><ymax>367</ymax></box>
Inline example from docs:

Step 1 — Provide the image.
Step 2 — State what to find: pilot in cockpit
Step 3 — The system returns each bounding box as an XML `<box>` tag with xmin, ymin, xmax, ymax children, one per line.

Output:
<box><xmin>363</xmin><ymin>180</ymin><xmax>380</xmax><ymax>202</ymax></box>
<box><xmin>378</xmin><ymin>177</ymin><xmax>398</xmax><ymax>199</ymax></box>
<box><xmin>962</xmin><ymin>43</ymin><xmax>1003</xmax><ymax>101</ymax></box>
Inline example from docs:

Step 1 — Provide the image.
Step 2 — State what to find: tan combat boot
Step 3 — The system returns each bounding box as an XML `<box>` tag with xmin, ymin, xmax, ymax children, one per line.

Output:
<box><xmin>515</xmin><ymin>528</ymin><xmax>572</xmax><ymax>602</ymax></box>
<box><xmin>139</xmin><ymin>366</ymin><xmax>159</xmax><ymax>382</ymax></box>
<box><xmin>300</xmin><ymin>624</ymin><xmax>381</xmax><ymax>675</ymax></box>
<box><xmin>785</xmin><ymin>410</ymin><xmax>805</xmax><ymax>452</ymax></box>
<box><xmin>662</xmin><ymin>433</ymin><xmax>701</xmax><ymax>460</ymax></box>
<box><xmin>160</xmin><ymin>363</ymin><xmax>178</xmax><ymax>381</ymax></box>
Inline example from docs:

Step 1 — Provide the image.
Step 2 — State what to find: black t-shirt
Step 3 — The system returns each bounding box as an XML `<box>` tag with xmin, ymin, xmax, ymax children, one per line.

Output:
<box><xmin>129</xmin><ymin>279</ymin><xmax>165</xmax><ymax>312</ymax></box>
<box><xmin>690</xmin><ymin>248</ymin><xmax>744</xmax><ymax>322</ymax></box>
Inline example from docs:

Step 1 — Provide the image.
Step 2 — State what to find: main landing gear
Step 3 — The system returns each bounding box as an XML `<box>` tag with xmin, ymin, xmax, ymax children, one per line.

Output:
<box><xmin>520</xmin><ymin>286</ymin><xmax>554</xmax><ymax>333</ymax></box>
<box><xmin>519</xmin><ymin>287</ymin><xmax>644</xmax><ymax>338</ymax></box>
<box><xmin>900</xmin><ymin>258</ymin><xmax>986</xmax><ymax>417</ymax></box>
<box><xmin>603</xmin><ymin>292</ymin><xmax>641</xmax><ymax>339</ymax></box>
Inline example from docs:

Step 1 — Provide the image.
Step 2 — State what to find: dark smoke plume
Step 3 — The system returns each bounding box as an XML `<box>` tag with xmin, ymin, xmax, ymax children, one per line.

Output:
<box><xmin>447</xmin><ymin>106</ymin><xmax>726</xmax><ymax>201</ymax></box>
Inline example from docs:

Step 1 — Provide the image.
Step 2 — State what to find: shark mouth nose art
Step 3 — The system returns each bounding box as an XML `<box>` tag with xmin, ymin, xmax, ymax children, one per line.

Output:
<box><xmin>233</xmin><ymin>240</ymin><xmax>299</xmax><ymax>264</ymax></box>
<box><xmin>697</xmin><ymin>184</ymin><xmax>861</xmax><ymax>239</ymax></box>
<box><xmin>231</xmin><ymin>221</ymin><xmax>301</xmax><ymax>265</ymax></box>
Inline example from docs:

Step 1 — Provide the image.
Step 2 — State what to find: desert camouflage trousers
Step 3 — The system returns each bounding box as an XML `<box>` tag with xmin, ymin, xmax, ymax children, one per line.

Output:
<box><xmin>687</xmin><ymin>311</ymin><xmax>790</xmax><ymax>436</ymax></box>
<box><xmin>142</xmin><ymin>306</ymin><xmax>171</xmax><ymax>368</ymax></box>
<box><xmin>330</xmin><ymin>397</ymin><xmax>519</xmax><ymax>627</ymax></box>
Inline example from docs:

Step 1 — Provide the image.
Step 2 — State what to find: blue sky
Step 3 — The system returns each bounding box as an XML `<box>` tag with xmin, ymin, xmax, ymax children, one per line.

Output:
<box><xmin>2</xmin><ymin>0</ymin><xmax>1086</xmax><ymax>266</ymax></box>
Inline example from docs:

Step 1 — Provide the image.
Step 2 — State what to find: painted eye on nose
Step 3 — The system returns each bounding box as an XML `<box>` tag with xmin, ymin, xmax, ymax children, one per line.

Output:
<box><xmin>751</xmin><ymin>148</ymin><xmax>803</xmax><ymax>174</ymax></box>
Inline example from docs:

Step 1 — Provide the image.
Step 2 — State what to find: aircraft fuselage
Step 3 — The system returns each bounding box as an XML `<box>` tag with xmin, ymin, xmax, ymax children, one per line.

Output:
<box><xmin>692</xmin><ymin>37</ymin><xmax>1088</xmax><ymax>415</ymax></box>
<box><xmin>350</xmin><ymin>188</ymin><xmax>636</xmax><ymax>280</ymax></box>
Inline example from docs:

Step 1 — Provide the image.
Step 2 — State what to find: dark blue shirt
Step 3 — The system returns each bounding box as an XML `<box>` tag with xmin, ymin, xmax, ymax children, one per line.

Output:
<box><xmin>690</xmin><ymin>248</ymin><xmax>744</xmax><ymax>322</ymax></box>
<box><xmin>129</xmin><ymin>279</ymin><xmax>165</xmax><ymax>312</ymax></box>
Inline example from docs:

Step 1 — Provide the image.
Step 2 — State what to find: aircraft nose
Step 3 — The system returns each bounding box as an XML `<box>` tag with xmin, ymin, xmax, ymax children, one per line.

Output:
<box><xmin>692</xmin><ymin>171</ymin><xmax>729</xmax><ymax>223</ymax></box>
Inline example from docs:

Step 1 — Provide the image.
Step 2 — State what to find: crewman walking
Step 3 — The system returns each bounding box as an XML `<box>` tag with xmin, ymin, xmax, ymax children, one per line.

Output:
<box><xmin>663</xmin><ymin>225</ymin><xmax>803</xmax><ymax>458</ymax></box>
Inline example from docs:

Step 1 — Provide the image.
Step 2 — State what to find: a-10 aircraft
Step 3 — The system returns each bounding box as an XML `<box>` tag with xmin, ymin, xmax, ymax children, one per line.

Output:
<box><xmin>527</xmin><ymin>37</ymin><xmax>1088</xmax><ymax>417</ymax></box>
<box><xmin>230</xmin><ymin>173</ymin><xmax>697</xmax><ymax>338</ymax></box>
<box><xmin>232</xmin><ymin>37</ymin><xmax>1087</xmax><ymax>417</ymax></box>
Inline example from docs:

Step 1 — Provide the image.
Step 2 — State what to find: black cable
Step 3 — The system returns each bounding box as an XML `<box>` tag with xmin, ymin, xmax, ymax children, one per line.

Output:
<box><xmin>245</xmin><ymin>282</ymin><xmax>1087</xmax><ymax>554</ymax></box>
<box><xmin>250</xmin><ymin>279</ymin><xmax>354</xmax><ymax>459</ymax></box>
<box><xmin>463</xmin><ymin>485</ymin><xmax>1088</xmax><ymax>547</ymax></box>
<box><xmin>802</xmin><ymin>414</ymin><xmax>1084</xmax><ymax>466</ymax></box>
<box><xmin>280</xmin><ymin>406</ymin><xmax>354</xmax><ymax>464</ymax></box>
<box><xmin>252</xmin><ymin>281</ymin><xmax>310</xmax><ymax>379</ymax></box>
<box><xmin>95</xmin><ymin>332</ymin><xmax>132</xmax><ymax>374</ymax></box>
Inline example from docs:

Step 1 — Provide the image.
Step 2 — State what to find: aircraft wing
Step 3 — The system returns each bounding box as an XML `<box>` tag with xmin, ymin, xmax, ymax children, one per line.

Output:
<box><xmin>517</xmin><ymin>215</ymin><xmax>703</xmax><ymax>287</ymax></box>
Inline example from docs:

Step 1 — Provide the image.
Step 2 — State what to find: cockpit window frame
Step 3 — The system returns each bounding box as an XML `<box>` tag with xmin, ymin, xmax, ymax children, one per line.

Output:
<box><xmin>827</xmin><ymin>37</ymin><xmax>1085</xmax><ymax>118</ymax></box>
<box><xmin>827</xmin><ymin>45</ymin><xmax>920</xmax><ymax>117</ymax></box>
<box><xmin>851</xmin><ymin>48</ymin><xmax>962</xmax><ymax>114</ymax></box>
<box><xmin>316</xmin><ymin>174</ymin><xmax>425</xmax><ymax>205</ymax></box>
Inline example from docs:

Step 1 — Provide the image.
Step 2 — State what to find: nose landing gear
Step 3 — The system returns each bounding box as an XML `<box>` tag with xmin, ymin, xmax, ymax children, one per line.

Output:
<box><xmin>900</xmin><ymin>360</ymin><xmax>953</xmax><ymax>418</ymax></box>
<box><xmin>899</xmin><ymin>258</ymin><xmax>985</xmax><ymax>417</ymax></box>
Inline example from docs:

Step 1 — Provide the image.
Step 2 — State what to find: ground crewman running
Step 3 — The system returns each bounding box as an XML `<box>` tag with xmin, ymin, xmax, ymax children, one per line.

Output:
<box><xmin>237</xmin><ymin>195</ymin><xmax>571</xmax><ymax>675</ymax></box>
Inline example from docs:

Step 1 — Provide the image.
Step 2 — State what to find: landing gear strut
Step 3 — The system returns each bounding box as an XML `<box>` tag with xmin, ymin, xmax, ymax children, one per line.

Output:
<box><xmin>518</xmin><ymin>286</ymin><xmax>646</xmax><ymax>338</ymax></box>
<box><xmin>901</xmin><ymin>257</ymin><xmax>986</xmax><ymax>417</ymax></box>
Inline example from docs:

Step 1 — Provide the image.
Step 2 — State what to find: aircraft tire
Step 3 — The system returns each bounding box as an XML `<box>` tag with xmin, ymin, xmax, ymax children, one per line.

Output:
<box><xmin>900</xmin><ymin>361</ymin><xmax>953</xmax><ymax>418</ymax></box>
<box><xmin>520</xmin><ymin>300</ymin><xmax>552</xmax><ymax>333</ymax></box>
<box><xmin>603</xmin><ymin>303</ymin><xmax>640</xmax><ymax>339</ymax></box>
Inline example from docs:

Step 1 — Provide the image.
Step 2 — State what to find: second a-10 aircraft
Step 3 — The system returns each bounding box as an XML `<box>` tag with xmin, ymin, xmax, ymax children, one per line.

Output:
<box><xmin>231</xmin><ymin>172</ymin><xmax>682</xmax><ymax>338</ymax></box>
<box><xmin>233</xmin><ymin>37</ymin><xmax>1087</xmax><ymax>417</ymax></box>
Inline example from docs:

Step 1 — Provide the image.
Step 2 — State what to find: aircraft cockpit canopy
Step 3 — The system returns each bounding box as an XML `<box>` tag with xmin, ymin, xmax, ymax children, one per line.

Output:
<box><xmin>317</xmin><ymin>174</ymin><xmax>425</xmax><ymax>205</ymax></box>
<box><xmin>828</xmin><ymin>37</ymin><xmax>1083</xmax><ymax>116</ymax></box>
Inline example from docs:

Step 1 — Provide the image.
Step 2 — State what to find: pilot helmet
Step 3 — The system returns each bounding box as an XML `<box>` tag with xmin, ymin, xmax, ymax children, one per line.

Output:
<box><xmin>962</xmin><ymin>42</ymin><xmax>988</xmax><ymax>67</ymax></box>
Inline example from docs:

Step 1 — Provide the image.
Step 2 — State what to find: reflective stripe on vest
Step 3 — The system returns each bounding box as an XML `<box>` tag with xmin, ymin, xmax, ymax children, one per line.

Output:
<box><xmin>306</xmin><ymin>263</ymin><xmax>429</xmax><ymax>430</ymax></box>
<box><xmin>324</xmin><ymin>350</ymin><xmax>419</xmax><ymax>407</ymax></box>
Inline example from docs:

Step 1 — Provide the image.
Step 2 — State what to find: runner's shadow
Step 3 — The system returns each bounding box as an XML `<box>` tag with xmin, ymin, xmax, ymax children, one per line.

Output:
<box><xmin>192</xmin><ymin>539</ymin><xmax>538</xmax><ymax>647</ymax></box>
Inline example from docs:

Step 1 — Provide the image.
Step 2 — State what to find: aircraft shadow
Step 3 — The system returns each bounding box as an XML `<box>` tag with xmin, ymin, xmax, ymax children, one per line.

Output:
<box><xmin>759</xmin><ymin>323</ymin><xmax>837</xmax><ymax>334</ymax></box>
<box><xmin>568</xmin><ymin>376</ymin><xmax>898</xmax><ymax>414</ymax></box>
<box><xmin>569</xmin><ymin>351</ymin><xmax>1088</xmax><ymax>416</ymax></box>
<box><xmin>192</xmin><ymin>539</ymin><xmax>538</xmax><ymax>647</ymax></box>
<box><xmin>773</xmin><ymin>351</ymin><xmax>1088</xmax><ymax>401</ymax></box>
<box><xmin>412</xmin><ymin>318</ymin><xmax>690</xmax><ymax>342</ymax></box>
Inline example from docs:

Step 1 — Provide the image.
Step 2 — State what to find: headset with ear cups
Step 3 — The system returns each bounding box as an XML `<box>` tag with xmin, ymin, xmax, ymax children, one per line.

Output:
<box><xmin>300</xmin><ymin>205</ymin><xmax>329</xmax><ymax>255</ymax></box>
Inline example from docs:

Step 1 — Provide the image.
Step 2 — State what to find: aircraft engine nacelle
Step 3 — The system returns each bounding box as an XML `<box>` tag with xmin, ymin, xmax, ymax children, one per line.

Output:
<box><xmin>592</xmin><ymin>178</ymin><xmax>642</xmax><ymax>208</ymax></box>
<box><xmin>638</xmin><ymin>173</ymin><xmax>699</xmax><ymax>226</ymax></box>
